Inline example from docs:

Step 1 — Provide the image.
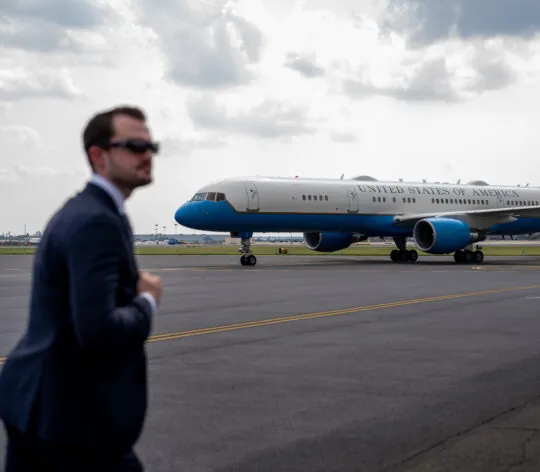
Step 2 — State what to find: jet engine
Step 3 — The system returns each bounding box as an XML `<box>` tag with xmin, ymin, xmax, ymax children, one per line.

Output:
<box><xmin>303</xmin><ymin>232</ymin><xmax>367</xmax><ymax>252</ymax></box>
<box><xmin>413</xmin><ymin>217</ymin><xmax>485</xmax><ymax>254</ymax></box>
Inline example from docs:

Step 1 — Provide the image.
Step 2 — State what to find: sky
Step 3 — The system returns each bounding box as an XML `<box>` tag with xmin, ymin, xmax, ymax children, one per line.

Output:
<box><xmin>1</xmin><ymin>0</ymin><xmax>540</xmax><ymax>235</ymax></box>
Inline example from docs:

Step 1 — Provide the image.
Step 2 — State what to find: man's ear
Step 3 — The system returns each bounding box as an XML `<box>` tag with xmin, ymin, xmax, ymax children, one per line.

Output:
<box><xmin>88</xmin><ymin>145</ymin><xmax>105</xmax><ymax>172</ymax></box>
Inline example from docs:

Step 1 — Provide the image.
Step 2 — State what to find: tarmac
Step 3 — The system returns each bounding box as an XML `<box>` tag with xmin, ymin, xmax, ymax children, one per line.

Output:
<box><xmin>1</xmin><ymin>253</ymin><xmax>540</xmax><ymax>471</ymax></box>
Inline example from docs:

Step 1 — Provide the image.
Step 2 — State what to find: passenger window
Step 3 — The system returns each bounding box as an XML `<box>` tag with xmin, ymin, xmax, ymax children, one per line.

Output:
<box><xmin>325</xmin><ymin>195</ymin><xmax>328</xmax><ymax>201</ymax></box>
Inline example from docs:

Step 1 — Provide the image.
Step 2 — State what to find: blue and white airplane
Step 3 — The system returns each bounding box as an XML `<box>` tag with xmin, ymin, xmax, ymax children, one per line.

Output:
<box><xmin>174</xmin><ymin>175</ymin><xmax>540</xmax><ymax>266</ymax></box>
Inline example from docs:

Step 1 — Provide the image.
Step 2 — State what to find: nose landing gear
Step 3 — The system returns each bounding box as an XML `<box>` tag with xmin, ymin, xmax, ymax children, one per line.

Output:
<box><xmin>237</xmin><ymin>233</ymin><xmax>257</xmax><ymax>266</ymax></box>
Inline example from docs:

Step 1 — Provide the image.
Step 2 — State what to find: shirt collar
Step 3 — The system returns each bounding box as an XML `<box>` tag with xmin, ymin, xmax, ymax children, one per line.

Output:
<box><xmin>89</xmin><ymin>174</ymin><xmax>125</xmax><ymax>214</ymax></box>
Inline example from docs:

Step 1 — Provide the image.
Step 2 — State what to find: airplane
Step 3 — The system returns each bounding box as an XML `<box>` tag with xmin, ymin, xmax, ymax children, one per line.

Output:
<box><xmin>173</xmin><ymin>175</ymin><xmax>540</xmax><ymax>266</ymax></box>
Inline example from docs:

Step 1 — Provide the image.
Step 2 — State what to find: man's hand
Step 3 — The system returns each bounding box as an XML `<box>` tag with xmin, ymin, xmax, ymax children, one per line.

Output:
<box><xmin>137</xmin><ymin>271</ymin><xmax>163</xmax><ymax>305</ymax></box>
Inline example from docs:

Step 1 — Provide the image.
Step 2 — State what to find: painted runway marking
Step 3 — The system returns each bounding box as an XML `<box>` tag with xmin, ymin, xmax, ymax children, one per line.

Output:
<box><xmin>3</xmin><ymin>263</ymin><xmax>540</xmax><ymax>276</ymax></box>
<box><xmin>2</xmin><ymin>284</ymin><xmax>540</xmax><ymax>365</ymax></box>
<box><xmin>146</xmin><ymin>284</ymin><xmax>540</xmax><ymax>344</ymax></box>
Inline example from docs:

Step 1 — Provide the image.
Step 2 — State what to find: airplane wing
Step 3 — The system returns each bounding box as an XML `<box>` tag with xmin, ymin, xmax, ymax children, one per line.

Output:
<box><xmin>393</xmin><ymin>205</ymin><xmax>540</xmax><ymax>230</ymax></box>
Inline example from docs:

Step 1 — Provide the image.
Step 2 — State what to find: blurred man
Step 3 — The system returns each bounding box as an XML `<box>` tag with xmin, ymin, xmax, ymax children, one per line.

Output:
<box><xmin>0</xmin><ymin>105</ymin><xmax>163</xmax><ymax>471</ymax></box>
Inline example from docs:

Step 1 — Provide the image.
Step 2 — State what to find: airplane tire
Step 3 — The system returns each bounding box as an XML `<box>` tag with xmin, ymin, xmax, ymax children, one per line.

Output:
<box><xmin>474</xmin><ymin>250</ymin><xmax>484</xmax><ymax>263</ymax></box>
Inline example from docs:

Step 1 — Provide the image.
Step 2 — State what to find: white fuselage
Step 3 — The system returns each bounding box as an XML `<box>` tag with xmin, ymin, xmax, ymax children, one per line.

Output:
<box><xmin>174</xmin><ymin>176</ymin><xmax>540</xmax><ymax>237</ymax></box>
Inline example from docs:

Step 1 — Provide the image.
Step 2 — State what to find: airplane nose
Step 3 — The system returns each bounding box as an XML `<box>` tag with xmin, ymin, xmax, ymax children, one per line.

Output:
<box><xmin>174</xmin><ymin>202</ymin><xmax>195</xmax><ymax>227</ymax></box>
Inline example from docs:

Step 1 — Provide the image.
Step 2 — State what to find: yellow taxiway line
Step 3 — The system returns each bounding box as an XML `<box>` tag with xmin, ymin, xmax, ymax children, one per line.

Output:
<box><xmin>146</xmin><ymin>284</ymin><xmax>540</xmax><ymax>342</ymax></box>
<box><xmin>1</xmin><ymin>284</ymin><xmax>540</xmax><ymax>365</ymax></box>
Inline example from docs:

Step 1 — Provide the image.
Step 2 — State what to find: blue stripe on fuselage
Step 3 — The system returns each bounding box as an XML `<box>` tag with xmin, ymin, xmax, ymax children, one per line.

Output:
<box><xmin>174</xmin><ymin>201</ymin><xmax>540</xmax><ymax>236</ymax></box>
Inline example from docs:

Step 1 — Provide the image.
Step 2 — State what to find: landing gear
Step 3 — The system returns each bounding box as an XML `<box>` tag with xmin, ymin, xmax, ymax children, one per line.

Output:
<box><xmin>390</xmin><ymin>249</ymin><xmax>418</xmax><ymax>262</ymax></box>
<box><xmin>240</xmin><ymin>254</ymin><xmax>256</xmax><ymax>266</ymax></box>
<box><xmin>454</xmin><ymin>246</ymin><xmax>484</xmax><ymax>264</ymax></box>
<box><xmin>239</xmin><ymin>237</ymin><xmax>256</xmax><ymax>266</ymax></box>
<box><xmin>390</xmin><ymin>236</ymin><xmax>418</xmax><ymax>263</ymax></box>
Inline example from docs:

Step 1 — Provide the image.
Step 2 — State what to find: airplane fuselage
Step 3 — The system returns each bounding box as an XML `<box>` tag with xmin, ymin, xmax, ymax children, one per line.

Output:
<box><xmin>175</xmin><ymin>176</ymin><xmax>540</xmax><ymax>236</ymax></box>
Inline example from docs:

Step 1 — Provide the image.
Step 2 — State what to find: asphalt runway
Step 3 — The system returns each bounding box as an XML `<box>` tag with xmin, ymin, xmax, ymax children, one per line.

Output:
<box><xmin>1</xmin><ymin>254</ymin><xmax>540</xmax><ymax>471</ymax></box>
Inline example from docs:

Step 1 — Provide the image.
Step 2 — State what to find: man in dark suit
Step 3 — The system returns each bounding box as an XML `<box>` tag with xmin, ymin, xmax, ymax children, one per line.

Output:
<box><xmin>0</xmin><ymin>105</ymin><xmax>163</xmax><ymax>471</ymax></box>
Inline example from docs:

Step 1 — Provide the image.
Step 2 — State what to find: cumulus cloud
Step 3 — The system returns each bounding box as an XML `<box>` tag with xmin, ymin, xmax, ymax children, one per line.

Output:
<box><xmin>159</xmin><ymin>134</ymin><xmax>229</xmax><ymax>157</ymax></box>
<box><xmin>187</xmin><ymin>94</ymin><xmax>319</xmax><ymax>138</ymax></box>
<box><xmin>0</xmin><ymin>0</ymin><xmax>118</xmax><ymax>54</ymax></box>
<box><xmin>340</xmin><ymin>25</ymin><xmax>530</xmax><ymax>102</ymax></box>
<box><xmin>0</xmin><ymin>164</ymin><xmax>87</xmax><ymax>184</ymax></box>
<box><xmin>384</xmin><ymin>0</ymin><xmax>540</xmax><ymax>46</ymax></box>
<box><xmin>134</xmin><ymin>0</ymin><xmax>264</xmax><ymax>89</ymax></box>
<box><xmin>0</xmin><ymin>66</ymin><xmax>82</xmax><ymax>101</ymax></box>
<box><xmin>285</xmin><ymin>52</ymin><xmax>326</xmax><ymax>78</ymax></box>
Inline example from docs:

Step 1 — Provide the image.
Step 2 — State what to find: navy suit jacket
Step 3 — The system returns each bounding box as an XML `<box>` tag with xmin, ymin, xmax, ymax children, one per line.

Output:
<box><xmin>0</xmin><ymin>183</ymin><xmax>153</xmax><ymax>452</ymax></box>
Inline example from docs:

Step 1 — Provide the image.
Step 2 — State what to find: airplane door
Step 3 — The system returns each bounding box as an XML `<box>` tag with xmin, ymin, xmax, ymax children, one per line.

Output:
<box><xmin>244</xmin><ymin>182</ymin><xmax>259</xmax><ymax>211</ymax></box>
<box><xmin>346</xmin><ymin>186</ymin><xmax>359</xmax><ymax>212</ymax></box>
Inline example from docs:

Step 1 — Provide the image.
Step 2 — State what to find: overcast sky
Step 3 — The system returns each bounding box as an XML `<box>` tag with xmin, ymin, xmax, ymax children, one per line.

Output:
<box><xmin>1</xmin><ymin>0</ymin><xmax>540</xmax><ymax>235</ymax></box>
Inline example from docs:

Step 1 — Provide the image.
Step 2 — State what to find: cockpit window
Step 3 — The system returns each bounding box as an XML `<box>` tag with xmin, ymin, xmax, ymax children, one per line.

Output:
<box><xmin>191</xmin><ymin>193</ymin><xmax>207</xmax><ymax>201</ymax></box>
<box><xmin>191</xmin><ymin>191</ymin><xmax>226</xmax><ymax>202</ymax></box>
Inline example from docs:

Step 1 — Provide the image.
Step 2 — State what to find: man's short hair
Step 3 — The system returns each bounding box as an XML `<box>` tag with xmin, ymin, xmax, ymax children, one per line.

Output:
<box><xmin>82</xmin><ymin>105</ymin><xmax>146</xmax><ymax>169</ymax></box>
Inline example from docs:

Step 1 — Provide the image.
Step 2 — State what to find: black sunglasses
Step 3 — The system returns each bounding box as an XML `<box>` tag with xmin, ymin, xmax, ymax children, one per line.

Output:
<box><xmin>104</xmin><ymin>139</ymin><xmax>159</xmax><ymax>154</ymax></box>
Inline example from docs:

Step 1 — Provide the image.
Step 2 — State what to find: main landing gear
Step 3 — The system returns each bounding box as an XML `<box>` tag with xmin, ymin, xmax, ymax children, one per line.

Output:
<box><xmin>390</xmin><ymin>236</ymin><xmax>418</xmax><ymax>263</ymax></box>
<box><xmin>454</xmin><ymin>246</ymin><xmax>484</xmax><ymax>264</ymax></box>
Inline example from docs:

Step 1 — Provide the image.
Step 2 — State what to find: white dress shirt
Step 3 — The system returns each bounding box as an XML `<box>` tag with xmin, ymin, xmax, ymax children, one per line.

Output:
<box><xmin>89</xmin><ymin>174</ymin><xmax>157</xmax><ymax>316</ymax></box>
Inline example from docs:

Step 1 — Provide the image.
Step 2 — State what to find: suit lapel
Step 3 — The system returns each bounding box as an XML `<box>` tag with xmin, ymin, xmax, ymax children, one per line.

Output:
<box><xmin>85</xmin><ymin>182</ymin><xmax>138</xmax><ymax>273</ymax></box>
<box><xmin>119</xmin><ymin>213</ymin><xmax>139</xmax><ymax>274</ymax></box>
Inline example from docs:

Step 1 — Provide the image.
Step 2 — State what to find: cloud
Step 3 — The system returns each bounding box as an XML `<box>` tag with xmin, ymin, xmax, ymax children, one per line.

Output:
<box><xmin>340</xmin><ymin>33</ymin><xmax>529</xmax><ymax>103</ymax></box>
<box><xmin>329</xmin><ymin>131</ymin><xmax>359</xmax><ymax>143</ymax></box>
<box><xmin>0</xmin><ymin>65</ymin><xmax>82</xmax><ymax>101</ymax></box>
<box><xmin>385</xmin><ymin>0</ymin><xmax>540</xmax><ymax>46</ymax></box>
<box><xmin>0</xmin><ymin>126</ymin><xmax>41</xmax><ymax>148</ymax></box>
<box><xmin>285</xmin><ymin>52</ymin><xmax>326</xmax><ymax>78</ymax></box>
<box><xmin>187</xmin><ymin>94</ymin><xmax>319</xmax><ymax>138</ymax></box>
<box><xmin>159</xmin><ymin>134</ymin><xmax>229</xmax><ymax>157</ymax></box>
<box><xmin>0</xmin><ymin>164</ymin><xmax>87</xmax><ymax>184</ymax></box>
<box><xmin>135</xmin><ymin>0</ymin><xmax>264</xmax><ymax>89</ymax></box>
<box><xmin>0</xmin><ymin>0</ymin><xmax>118</xmax><ymax>54</ymax></box>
